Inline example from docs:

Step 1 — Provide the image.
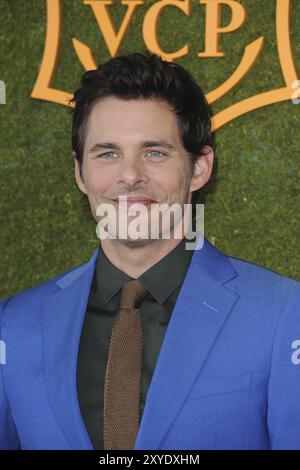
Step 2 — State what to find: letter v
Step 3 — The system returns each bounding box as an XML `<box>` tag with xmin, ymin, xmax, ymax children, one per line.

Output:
<box><xmin>73</xmin><ymin>0</ymin><xmax>143</xmax><ymax>69</ymax></box>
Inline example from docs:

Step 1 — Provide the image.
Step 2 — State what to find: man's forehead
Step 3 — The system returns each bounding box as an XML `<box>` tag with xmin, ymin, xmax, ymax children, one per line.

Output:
<box><xmin>85</xmin><ymin>97</ymin><xmax>182</xmax><ymax>148</ymax></box>
<box><xmin>87</xmin><ymin>96</ymin><xmax>176</xmax><ymax>126</ymax></box>
<box><xmin>89</xmin><ymin>95</ymin><xmax>173</xmax><ymax>113</ymax></box>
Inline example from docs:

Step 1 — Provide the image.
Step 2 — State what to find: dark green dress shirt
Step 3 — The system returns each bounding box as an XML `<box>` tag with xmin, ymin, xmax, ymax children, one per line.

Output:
<box><xmin>76</xmin><ymin>238</ymin><xmax>194</xmax><ymax>450</ymax></box>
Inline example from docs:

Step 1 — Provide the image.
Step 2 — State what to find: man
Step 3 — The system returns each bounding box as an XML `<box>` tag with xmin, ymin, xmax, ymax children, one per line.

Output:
<box><xmin>1</xmin><ymin>52</ymin><xmax>300</xmax><ymax>450</ymax></box>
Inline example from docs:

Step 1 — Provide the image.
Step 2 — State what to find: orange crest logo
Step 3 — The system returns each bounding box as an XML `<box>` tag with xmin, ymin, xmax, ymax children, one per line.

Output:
<box><xmin>31</xmin><ymin>0</ymin><xmax>299</xmax><ymax>131</ymax></box>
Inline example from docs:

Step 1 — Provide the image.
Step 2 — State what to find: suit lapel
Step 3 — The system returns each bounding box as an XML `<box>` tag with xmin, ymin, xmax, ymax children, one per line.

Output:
<box><xmin>42</xmin><ymin>249</ymin><xmax>99</xmax><ymax>450</ymax></box>
<box><xmin>134</xmin><ymin>238</ymin><xmax>239</xmax><ymax>450</ymax></box>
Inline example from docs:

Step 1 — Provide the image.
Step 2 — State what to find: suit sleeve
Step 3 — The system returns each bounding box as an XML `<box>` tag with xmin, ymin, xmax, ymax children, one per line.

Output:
<box><xmin>267</xmin><ymin>285</ymin><xmax>300</xmax><ymax>449</ymax></box>
<box><xmin>0</xmin><ymin>297</ymin><xmax>20</xmax><ymax>449</ymax></box>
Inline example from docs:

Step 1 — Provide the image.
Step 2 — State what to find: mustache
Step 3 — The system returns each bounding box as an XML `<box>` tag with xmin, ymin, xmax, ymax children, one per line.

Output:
<box><xmin>104</xmin><ymin>190</ymin><xmax>161</xmax><ymax>200</ymax></box>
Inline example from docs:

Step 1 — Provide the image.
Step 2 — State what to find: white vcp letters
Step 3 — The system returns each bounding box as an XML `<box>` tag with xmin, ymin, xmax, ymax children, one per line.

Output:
<box><xmin>95</xmin><ymin>197</ymin><xmax>204</xmax><ymax>250</ymax></box>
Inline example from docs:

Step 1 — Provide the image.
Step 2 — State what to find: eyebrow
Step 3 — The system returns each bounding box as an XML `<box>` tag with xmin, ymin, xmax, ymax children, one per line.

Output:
<box><xmin>88</xmin><ymin>140</ymin><xmax>176</xmax><ymax>153</ymax></box>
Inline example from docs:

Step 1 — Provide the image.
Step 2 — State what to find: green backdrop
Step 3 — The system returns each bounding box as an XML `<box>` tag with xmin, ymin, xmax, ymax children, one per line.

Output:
<box><xmin>0</xmin><ymin>0</ymin><xmax>299</xmax><ymax>299</ymax></box>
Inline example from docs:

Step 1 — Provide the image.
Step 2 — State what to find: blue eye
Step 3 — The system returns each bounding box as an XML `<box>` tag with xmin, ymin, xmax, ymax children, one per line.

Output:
<box><xmin>97</xmin><ymin>152</ymin><xmax>116</xmax><ymax>159</ymax></box>
<box><xmin>147</xmin><ymin>151</ymin><xmax>164</xmax><ymax>158</ymax></box>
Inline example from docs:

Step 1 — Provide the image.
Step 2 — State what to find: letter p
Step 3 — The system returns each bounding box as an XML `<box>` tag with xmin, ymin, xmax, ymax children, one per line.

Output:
<box><xmin>198</xmin><ymin>0</ymin><xmax>247</xmax><ymax>57</ymax></box>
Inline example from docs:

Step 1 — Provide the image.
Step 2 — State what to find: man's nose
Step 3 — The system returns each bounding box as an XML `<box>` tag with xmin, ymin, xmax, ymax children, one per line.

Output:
<box><xmin>117</xmin><ymin>157</ymin><xmax>147</xmax><ymax>186</ymax></box>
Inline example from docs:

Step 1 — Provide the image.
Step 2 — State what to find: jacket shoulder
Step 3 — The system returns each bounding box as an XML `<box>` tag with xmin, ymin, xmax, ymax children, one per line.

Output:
<box><xmin>227</xmin><ymin>253</ymin><xmax>300</xmax><ymax>299</ymax></box>
<box><xmin>0</xmin><ymin>256</ymin><xmax>93</xmax><ymax>317</ymax></box>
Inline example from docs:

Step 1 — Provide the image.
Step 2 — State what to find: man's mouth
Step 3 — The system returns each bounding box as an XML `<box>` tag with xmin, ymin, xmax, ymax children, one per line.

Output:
<box><xmin>111</xmin><ymin>196</ymin><xmax>157</xmax><ymax>208</ymax></box>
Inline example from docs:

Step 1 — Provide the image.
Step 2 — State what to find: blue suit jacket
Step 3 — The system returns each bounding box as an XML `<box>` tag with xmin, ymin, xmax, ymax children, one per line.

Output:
<box><xmin>1</xmin><ymin>237</ymin><xmax>300</xmax><ymax>450</ymax></box>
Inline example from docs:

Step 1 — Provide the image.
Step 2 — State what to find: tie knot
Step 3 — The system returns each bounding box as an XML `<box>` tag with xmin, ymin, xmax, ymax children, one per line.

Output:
<box><xmin>119</xmin><ymin>279</ymin><xmax>148</xmax><ymax>310</ymax></box>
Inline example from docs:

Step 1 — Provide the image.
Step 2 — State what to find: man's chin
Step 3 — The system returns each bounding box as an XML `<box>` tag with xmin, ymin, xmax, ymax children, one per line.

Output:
<box><xmin>116</xmin><ymin>236</ymin><xmax>155</xmax><ymax>249</ymax></box>
<box><xmin>101</xmin><ymin>222</ymin><xmax>179</xmax><ymax>247</ymax></box>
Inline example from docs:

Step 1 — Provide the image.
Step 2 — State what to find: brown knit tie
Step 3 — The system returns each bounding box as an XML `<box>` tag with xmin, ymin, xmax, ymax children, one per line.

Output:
<box><xmin>103</xmin><ymin>279</ymin><xmax>149</xmax><ymax>450</ymax></box>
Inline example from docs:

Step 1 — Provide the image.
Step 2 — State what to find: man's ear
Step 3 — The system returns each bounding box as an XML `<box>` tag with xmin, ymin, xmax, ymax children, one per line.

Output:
<box><xmin>73</xmin><ymin>151</ymin><xmax>88</xmax><ymax>195</ymax></box>
<box><xmin>189</xmin><ymin>145</ymin><xmax>214</xmax><ymax>192</ymax></box>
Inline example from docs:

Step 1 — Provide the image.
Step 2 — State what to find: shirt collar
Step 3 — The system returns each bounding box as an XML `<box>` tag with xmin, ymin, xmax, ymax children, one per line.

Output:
<box><xmin>95</xmin><ymin>238</ymin><xmax>194</xmax><ymax>306</ymax></box>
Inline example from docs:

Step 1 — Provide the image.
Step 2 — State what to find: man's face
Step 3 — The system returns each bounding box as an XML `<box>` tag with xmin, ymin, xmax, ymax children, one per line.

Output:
<box><xmin>74</xmin><ymin>96</ymin><xmax>212</xmax><ymax>247</ymax></box>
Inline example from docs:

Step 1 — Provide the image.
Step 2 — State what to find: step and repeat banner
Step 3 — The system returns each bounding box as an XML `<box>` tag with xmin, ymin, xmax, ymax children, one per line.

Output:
<box><xmin>0</xmin><ymin>0</ymin><xmax>299</xmax><ymax>297</ymax></box>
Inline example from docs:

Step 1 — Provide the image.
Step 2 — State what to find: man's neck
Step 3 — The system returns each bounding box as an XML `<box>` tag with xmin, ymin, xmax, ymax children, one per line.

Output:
<box><xmin>100</xmin><ymin>237</ymin><xmax>184</xmax><ymax>279</ymax></box>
